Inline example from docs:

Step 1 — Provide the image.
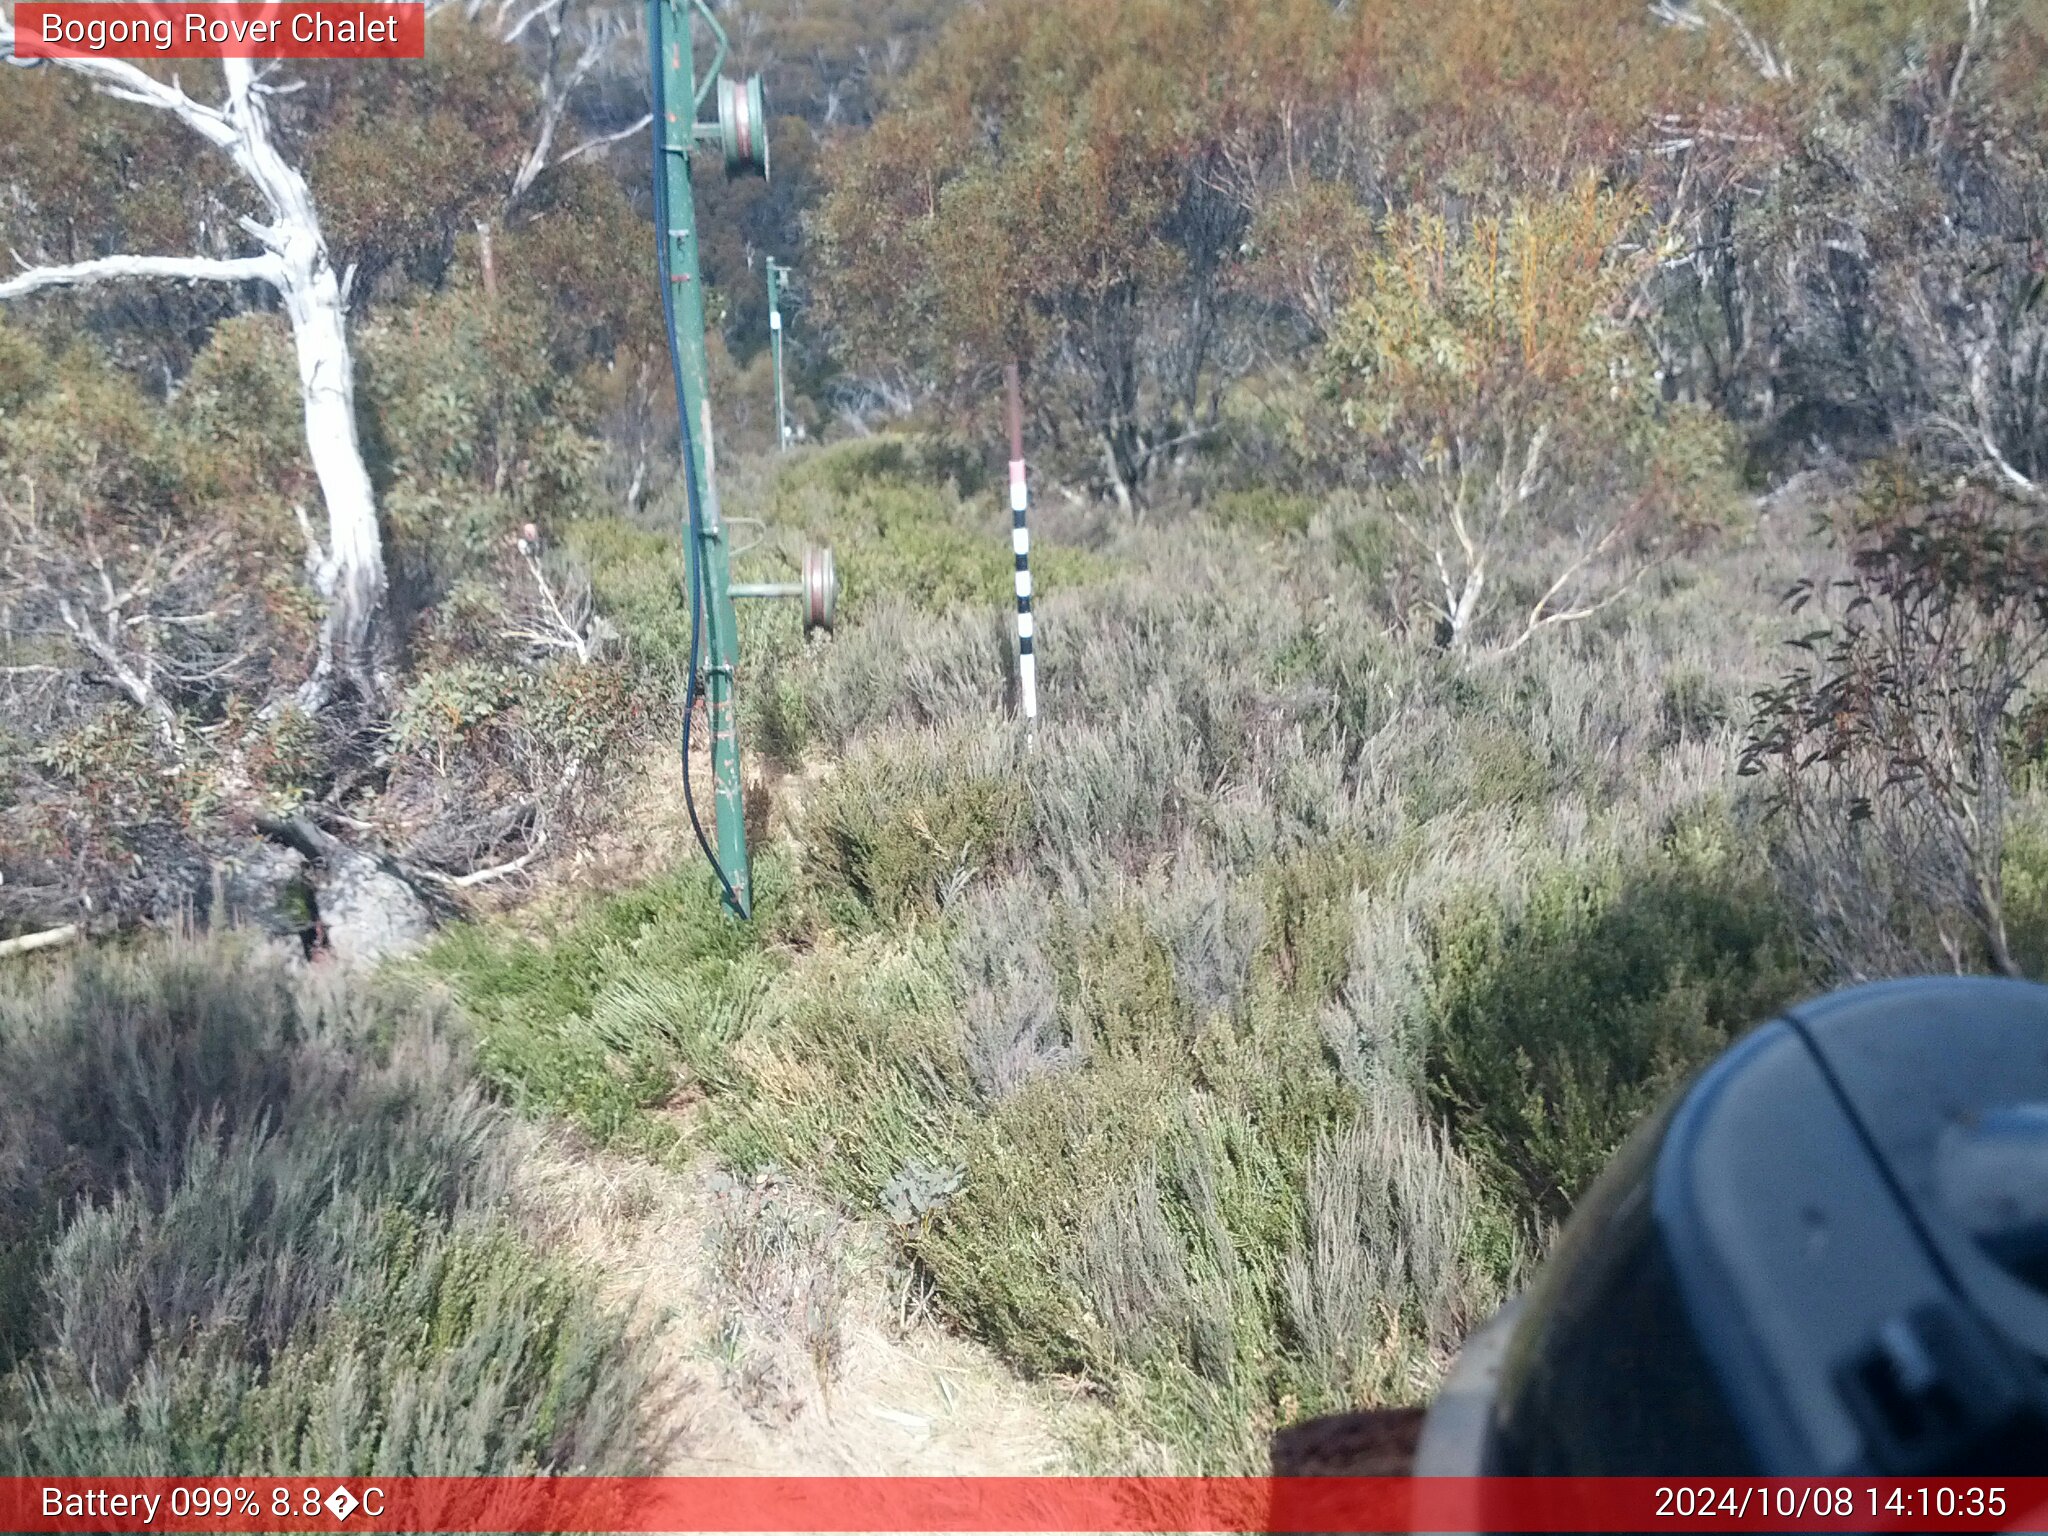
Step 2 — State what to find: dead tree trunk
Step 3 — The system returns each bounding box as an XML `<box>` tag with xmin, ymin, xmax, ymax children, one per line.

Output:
<box><xmin>0</xmin><ymin>44</ymin><xmax>385</xmax><ymax>706</ymax></box>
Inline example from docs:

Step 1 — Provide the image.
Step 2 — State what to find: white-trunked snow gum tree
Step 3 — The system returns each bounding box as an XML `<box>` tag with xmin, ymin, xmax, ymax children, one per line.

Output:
<box><xmin>0</xmin><ymin>35</ymin><xmax>383</xmax><ymax>705</ymax></box>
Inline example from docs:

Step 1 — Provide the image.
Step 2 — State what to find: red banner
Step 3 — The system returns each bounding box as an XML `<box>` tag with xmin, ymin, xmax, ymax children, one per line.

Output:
<box><xmin>15</xmin><ymin>2</ymin><xmax>424</xmax><ymax>59</ymax></box>
<box><xmin>3</xmin><ymin>1477</ymin><xmax>2048</xmax><ymax>1533</ymax></box>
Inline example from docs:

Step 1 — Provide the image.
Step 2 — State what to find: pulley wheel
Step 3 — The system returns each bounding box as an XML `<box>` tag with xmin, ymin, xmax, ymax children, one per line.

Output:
<box><xmin>718</xmin><ymin>74</ymin><xmax>770</xmax><ymax>179</ymax></box>
<box><xmin>802</xmin><ymin>545</ymin><xmax>837</xmax><ymax>637</ymax></box>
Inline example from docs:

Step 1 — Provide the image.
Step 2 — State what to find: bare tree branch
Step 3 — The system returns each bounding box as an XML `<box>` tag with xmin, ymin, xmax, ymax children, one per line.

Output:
<box><xmin>0</xmin><ymin>17</ymin><xmax>239</xmax><ymax>145</ymax></box>
<box><xmin>1499</xmin><ymin>566</ymin><xmax>1644</xmax><ymax>656</ymax></box>
<box><xmin>1933</xmin><ymin>415</ymin><xmax>2047</xmax><ymax>504</ymax></box>
<box><xmin>500</xmin><ymin>0</ymin><xmax>567</xmax><ymax>43</ymax></box>
<box><xmin>491</xmin><ymin>0</ymin><xmax>642</xmax><ymax>207</ymax></box>
<box><xmin>1944</xmin><ymin>0</ymin><xmax>1987</xmax><ymax>120</ymax></box>
<box><xmin>54</xmin><ymin>596</ymin><xmax>182</xmax><ymax>746</ymax></box>
<box><xmin>502</xmin><ymin>539</ymin><xmax>596</xmax><ymax>662</ymax></box>
<box><xmin>1649</xmin><ymin>0</ymin><xmax>1794</xmax><ymax>82</ymax></box>
<box><xmin>415</xmin><ymin>829</ymin><xmax>550</xmax><ymax>888</ymax></box>
<box><xmin>549</xmin><ymin>112</ymin><xmax>654</xmax><ymax>170</ymax></box>
<box><xmin>0</xmin><ymin>252</ymin><xmax>285</xmax><ymax>301</ymax></box>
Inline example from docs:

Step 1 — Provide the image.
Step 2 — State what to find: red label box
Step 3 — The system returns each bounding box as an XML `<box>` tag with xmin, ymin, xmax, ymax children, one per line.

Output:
<box><xmin>16</xmin><ymin>2</ymin><xmax>424</xmax><ymax>59</ymax></box>
<box><xmin>4</xmin><ymin>1477</ymin><xmax>2048</xmax><ymax>1534</ymax></box>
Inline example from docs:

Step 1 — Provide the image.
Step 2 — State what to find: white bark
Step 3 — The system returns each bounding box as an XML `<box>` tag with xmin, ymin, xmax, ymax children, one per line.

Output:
<box><xmin>1650</xmin><ymin>0</ymin><xmax>1795</xmax><ymax>82</ymax></box>
<box><xmin>0</xmin><ymin>253</ymin><xmax>285</xmax><ymax>298</ymax></box>
<box><xmin>416</xmin><ymin>829</ymin><xmax>549</xmax><ymax>887</ymax></box>
<box><xmin>488</xmin><ymin>0</ymin><xmax>644</xmax><ymax>209</ymax></box>
<box><xmin>508</xmin><ymin>26</ymin><xmax>604</xmax><ymax>204</ymax></box>
<box><xmin>0</xmin><ymin>32</ymin><xmax>386</xmax><ymax>703</ymax></box>
<box><xmin>0</xmin><ymin>924</ymin><xmax>81</xmax><ymax>959</ymax></box>
<box><xmin>1397</xmin><ymin>422</ymin><xmax>1643</xmax><ymax>653</ymax></box>
<box><xmin>55</xmin><ymin>594</ymin><xmax>183</xmax><ymax>746</ymax></box>
<box><xmin>546</xmin><ymin>113</ymin><xmax>654</xmax><ymax>173</ymax></box>
<box><xmin>503</xmin><ymin>542</ymin><xmax>596</xmax><ymax>661</ymax></box>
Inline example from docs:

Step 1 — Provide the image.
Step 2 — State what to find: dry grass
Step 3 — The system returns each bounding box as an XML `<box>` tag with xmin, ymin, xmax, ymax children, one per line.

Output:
<box><xmin>1282</xmin><ymin>1100</ymin><xmax>1504</xmax><ymax>1409</ymax></box>
<box><xmin>502</xmin><ymin>1129</ymin><xmax>1092</xmax><ymax>1475</ymax></box>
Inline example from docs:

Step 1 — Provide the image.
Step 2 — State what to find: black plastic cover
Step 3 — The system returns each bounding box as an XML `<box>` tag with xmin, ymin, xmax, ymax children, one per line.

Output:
<box><xmin>1485</xmin><ymin>980</ymin><xmax>2048</xmax><ymax>1475</ymax></box>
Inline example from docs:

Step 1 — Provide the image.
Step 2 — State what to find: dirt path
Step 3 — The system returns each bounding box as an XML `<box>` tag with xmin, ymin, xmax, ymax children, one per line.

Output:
<box><xmin>493</xmin><ymin>741</ymin><xmax>1094</xmax><ymax>1473</ymax></box>
<box><xmin>506</xmin><ymin>1128</ymin><xmax>1092</xmax><ymax>1474</ymax></box>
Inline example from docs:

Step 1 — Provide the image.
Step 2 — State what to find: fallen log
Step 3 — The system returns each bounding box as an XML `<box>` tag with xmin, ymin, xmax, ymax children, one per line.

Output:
<box><xmin>0</xmin><ymin>923</ymin><xmax>81</xmax><ymax>959</ymax></box>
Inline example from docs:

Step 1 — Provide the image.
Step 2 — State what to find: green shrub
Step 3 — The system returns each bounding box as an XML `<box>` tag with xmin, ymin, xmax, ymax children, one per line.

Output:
<box><xmin>734</xmin><ymin>601</ymin><xmax>817</xmax><ymax>766</ymax></box>
<box><xmin>1023</xmin><ymin>690</ymin><xmax>1209</xmax><ymax>859</ymax></box>
<box><xmin>1328</xmin><ymin>503</ymin><xmax>1399</xmax><ymax>588</ymax></box>
<box><xmin>908</xmin><ymin>1057</ymin><xmax>1186</xmax><ymax>1378</ymax></box>
<box><xmin>835</xmin><ymin>486</ymin><xmax>1012</xmax><ymax>620</ymax></box>
<box><xmin>762</xmin><ymin>438</ymin><xmax>1115</xmax><ymax>626</ymax></box>
<box><xmin>244</xmin><ymin>707</ymin><xmax>326</xmax><ymax>803</ymax></box>
<box><xmin>802</xmin><ymin>734</ymin><xmax>1028</xmax><ymax>926</ymax></box>
<box><xmin>569</xmin><ymin>519</ymin><xmax>692</xmax><ymax>669</ymax></box>
<box><xmin>391</xmin><ymin>661</ymin><xmax>522</xmax><ymax>774</ymax></box>
<box><xmin>1210</xmin><ymin>489</ymin><xmax>1317</xmax><ymax>538</ymax></box>
<box><xmin>1281</xmin><ymin>1099</ymin><xmax>1502</xmax><ymax>1413</ymax></box>
<box><xmin>686</xmin><ymin>849</ymin><xmax>1501</xmax><ymax>1468</ymax></box>
<box><xmin>1400</xmin><ymin>716</ymin><xmax>1558</xmax><ymax>820</ymax></box>
<box><xmin>2001</xmin><ymin>814</ymin><xmax>2048</xmax><ymax>980</ymax></box>
<box><xmin>0</xmin><ymin>938</ymin><xmax>645</xmax><ymax>1474</ymax></box>
<box><xmin>1146</xmin><ymin>855</ymin><xmax>1265</xmax><ymax>1021</ymax></box>
<box><xmin>710</xmin><ymin>932</ymin><xmax>969</xmax><ymax>1190</ymax></box>
<box><xmin>170</xmin><ymin>314</ymin><xmax>311</xmax><ymax>507</ymax></box>
<box><xmin>424</xmin><ymin>860</ymin><xmax>788</xmax><ymax>1157</ymax></box>
<box><xmin>1064</xmin><ymin>1102</ymin><xmax>1297</xmax><ymax>1465</ymax></box>
<box><xmin>1658</xmin><ymin>668</ymin><xmax>1731</xmax><ymax>747</ymax></box>
<box><xmin>1261</xmin><ymin>843</ymin><xmax>1374</xmax><ymax>1007</ymax></box>
<box><xmin>0</xmin><ymin>338</ymin><xmax>182</xmax><ymax>522</ymax></box>
<box><xmin>1060</xmin><ymin>902</ymin><xmax>1186</xmax><ymax>1063</ymax></box>
<box><xmin>0</xmin><ymin>317</ymin><xmax>49</xmax><ymax>413</ymax></box>
<box><xmin>1423</xmin><ymin>823</ymin><xmax>1806</xmax><ymax>1223</ymax></box>
<box><xmin>793</xmin><ymin>435</ymin><xmax>990</xmax><ymax>502</ymax></box>
<box><xmin>358</xmin><ymin>284</ymin><xmax>601</xmax><ymax>516</ymax></box>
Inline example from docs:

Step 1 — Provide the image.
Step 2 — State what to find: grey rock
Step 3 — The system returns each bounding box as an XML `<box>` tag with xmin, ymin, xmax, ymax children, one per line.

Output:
<box><xmin>314</xmin><ymin>846</ymin><xmax>433</xmax><ymax>964</ymax></box>
<box><xmin>215</xmin><ymin>841</ymin><xmax>313</xmax><ymax>939</ymax></box>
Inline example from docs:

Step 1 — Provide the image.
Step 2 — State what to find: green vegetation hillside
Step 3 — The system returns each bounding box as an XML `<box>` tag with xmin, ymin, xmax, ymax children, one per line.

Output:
<box><xmin>428</xmin><ymin>437</ymin><xmax>1827</xmax><ymax>1466</ymax></box>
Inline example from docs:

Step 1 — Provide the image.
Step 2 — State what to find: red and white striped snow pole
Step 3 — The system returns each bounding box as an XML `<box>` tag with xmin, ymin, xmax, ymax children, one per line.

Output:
<box><xmin>1005</xmin><ymin>362</ymin><xmax>1038</xmax><ymax>731</ymax></box>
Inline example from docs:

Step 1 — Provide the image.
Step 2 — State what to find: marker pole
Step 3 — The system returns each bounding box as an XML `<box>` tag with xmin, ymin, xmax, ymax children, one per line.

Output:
<box><xmin>1005</xmin><ymin>361</ymin><xmax>1037</xmax><ymax>733</ymax></box>
<box><xmin>767</xmin><ymin>259</ymin><xmax>789</xmax><ymax>451</ymax></box>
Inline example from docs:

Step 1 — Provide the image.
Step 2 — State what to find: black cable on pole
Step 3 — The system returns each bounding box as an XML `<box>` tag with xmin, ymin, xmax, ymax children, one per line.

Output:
<box><xmin>648</xmin><ymin>3</ymin><xmax>746</xmax><ymax>918</ymax></box>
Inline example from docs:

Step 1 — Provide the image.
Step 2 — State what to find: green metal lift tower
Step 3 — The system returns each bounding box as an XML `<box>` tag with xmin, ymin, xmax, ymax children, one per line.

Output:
<box><xmin>649</xmin><ymin>0</ymin><xmax>833</xmax><ymax>918</ymax></box>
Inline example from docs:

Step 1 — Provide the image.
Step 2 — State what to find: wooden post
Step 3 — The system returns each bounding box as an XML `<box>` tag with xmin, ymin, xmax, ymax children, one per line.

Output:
<box><xmin>476</xmin><ymin>220</ymin><xmax>498</xmax><ymax>300</ymax></box>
